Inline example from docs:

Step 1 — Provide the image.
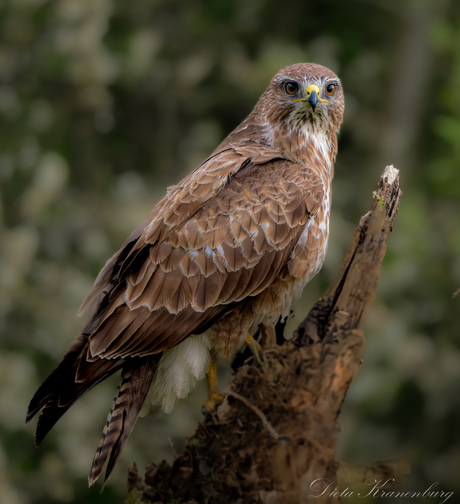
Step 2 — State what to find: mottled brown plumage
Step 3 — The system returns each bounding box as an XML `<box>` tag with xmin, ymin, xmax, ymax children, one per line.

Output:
<box><xmin>26</xmin><ymin>63</ymin><xmax>344</xmax><ymax>485</ymax></box>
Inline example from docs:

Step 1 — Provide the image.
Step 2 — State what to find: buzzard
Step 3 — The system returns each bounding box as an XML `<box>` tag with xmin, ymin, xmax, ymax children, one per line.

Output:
<box><xmin>26</xmin><ymin>63</ymin><xmax>344</xmax><ymax>485</ymax></box>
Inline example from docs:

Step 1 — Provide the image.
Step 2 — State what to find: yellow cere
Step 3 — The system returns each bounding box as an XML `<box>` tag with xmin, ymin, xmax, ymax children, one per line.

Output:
<box><xmin>293</xmin><ymin>84</ymin><xmax>329</xmax><ymax>103</ymax></box>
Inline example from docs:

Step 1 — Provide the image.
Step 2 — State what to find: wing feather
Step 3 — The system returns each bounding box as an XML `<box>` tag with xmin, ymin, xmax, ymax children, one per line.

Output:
<box><xmin>27</xmin><ymin>128</ymin><xmax>326</xmax><ymax>488</ymax></box>
<box><xmin>83</xmin><ymin>155</ymin><xmax>323</xmax><ymax>359</ymax></box>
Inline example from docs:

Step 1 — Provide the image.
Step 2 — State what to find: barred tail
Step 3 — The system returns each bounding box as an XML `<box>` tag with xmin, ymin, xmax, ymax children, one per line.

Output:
<box><xmin>88</xmin><ymin>356</ymin><xmax>161</xmax><ymax>486</ymax></box>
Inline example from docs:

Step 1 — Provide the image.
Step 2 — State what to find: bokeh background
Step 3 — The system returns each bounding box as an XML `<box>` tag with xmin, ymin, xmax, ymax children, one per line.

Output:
<box><xmin>1</xmin><ymin>0</ymin><xmax>459</xmax><ymax>502</ymax></box>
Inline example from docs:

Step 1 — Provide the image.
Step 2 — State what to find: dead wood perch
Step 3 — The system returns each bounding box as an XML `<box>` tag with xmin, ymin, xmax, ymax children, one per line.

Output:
<box><xmin>126</xmin><ymin>166</ymin><xmax>403</xmax><ymax>504</ymax></box>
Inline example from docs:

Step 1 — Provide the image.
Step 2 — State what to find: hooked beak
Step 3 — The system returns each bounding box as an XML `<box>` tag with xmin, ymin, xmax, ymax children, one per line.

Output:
<box><xmin>307</xmin><ymin>89</ymin><xmax>320</xmax><ymax>111</ymax></box>
<box><xmin>293</xmin><ymin>84</ymin><xmax>329</xmax><ymax>112</ymax></box>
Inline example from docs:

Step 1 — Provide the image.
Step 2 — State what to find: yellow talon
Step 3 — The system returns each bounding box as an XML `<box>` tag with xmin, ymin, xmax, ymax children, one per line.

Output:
<box><xmin>203</xmin><ymin>360</ymin><xmax>223</xmax><ymax>413</ymax></box>
<box><xmin>244</xmin><ymin>333</ymin><xmax>263</xmax><ymax>365</ymax></box>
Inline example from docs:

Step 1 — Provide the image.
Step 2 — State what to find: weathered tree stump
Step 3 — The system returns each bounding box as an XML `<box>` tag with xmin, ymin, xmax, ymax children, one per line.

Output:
<box><xmin>126</xmin><ymin>166</ymin><xmax>403</xmax><ymax>504</ymax></box>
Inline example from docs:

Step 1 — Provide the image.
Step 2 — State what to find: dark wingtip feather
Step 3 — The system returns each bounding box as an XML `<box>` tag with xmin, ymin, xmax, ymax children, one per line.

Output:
<box><xmin>27</xmin><ymin>346</ymin><xmax>125</xmax><ymax>448</ymax></box>
<box><xmin>33</xmin><ymin>401</ymin><xmax>68</xmax><ymax>446</ymax></box>
<box><xmin>26</xmin><ymin>335</ymin><xmax>89</xmax><ymax>425</ymax></box>
<box><xmin>26</xmin><ymin>382</ymin><xmax>59</xmax><ymax>425</ymax></box>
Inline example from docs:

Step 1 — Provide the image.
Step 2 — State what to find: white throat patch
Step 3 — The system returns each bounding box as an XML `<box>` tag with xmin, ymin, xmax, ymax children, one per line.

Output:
<box><xmin>302</xmin><ymin>124</ymin><xmax>332</xmax><ymax>169</ymax></box>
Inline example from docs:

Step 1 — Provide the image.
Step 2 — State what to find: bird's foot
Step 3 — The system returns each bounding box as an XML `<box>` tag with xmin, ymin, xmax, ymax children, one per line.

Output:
<box><xmin>202</xmin><ymin>392</ymin><xmax>224</xmax><ymax>417</ymax></box>
<box><xmin>202</xmin><ymin>359</ymin><xmax>223</xmax><ymax>417</ymax></box>
<box><xmin>244</xmin><ymin>333</ymin><xmax>263</xmax><ymax>365</ymax></box>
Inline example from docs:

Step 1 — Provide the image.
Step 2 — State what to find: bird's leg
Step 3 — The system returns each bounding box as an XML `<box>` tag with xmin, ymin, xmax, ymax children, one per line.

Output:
<box><xmin>245</xmin><ymin>333</ymin><xmax>263</xmax><ymax>365</ymax></box>
<box><xmin>203</xmin><ymin>359</ymin><xmax>223</xmax><ymax>414</ymax></box>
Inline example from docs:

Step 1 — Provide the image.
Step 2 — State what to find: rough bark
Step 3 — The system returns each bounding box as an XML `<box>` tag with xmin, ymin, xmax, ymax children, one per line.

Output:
<box><xmin>126</xmin><ymin>166</ymin><xmax>403</xmax><ymax>504</ymax></box>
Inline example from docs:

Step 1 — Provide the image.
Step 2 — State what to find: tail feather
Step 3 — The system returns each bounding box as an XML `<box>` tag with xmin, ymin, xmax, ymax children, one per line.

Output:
<box><xmin>88</xmin><ymin>356</ymin><xmax>160</xmax><ymax>487</ymax></box>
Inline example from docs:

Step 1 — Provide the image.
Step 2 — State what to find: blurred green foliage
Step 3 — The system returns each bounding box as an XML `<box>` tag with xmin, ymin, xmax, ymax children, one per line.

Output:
<box><xmin>0</xmin><ymin>0</ymin><xmax>459</xmax><ymax>502</ymax></box>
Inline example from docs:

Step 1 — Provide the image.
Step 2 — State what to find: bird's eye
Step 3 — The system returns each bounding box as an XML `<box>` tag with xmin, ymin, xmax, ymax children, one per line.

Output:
<box><xmin>285</xmin><ymin>82</ymin><xmax>299</xmax><ymax>95</ymax></box>
<box><xmin>325</xmin><ymin>83</ymin><xmax>336</xmax><ymax>96</ymax></box>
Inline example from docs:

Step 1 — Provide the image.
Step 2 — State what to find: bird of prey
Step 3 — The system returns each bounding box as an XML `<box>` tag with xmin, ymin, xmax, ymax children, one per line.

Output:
<box><xmin>26</xmin><ymin>63</ymin><xmax>344</xmax><ymax>486</ymax></box>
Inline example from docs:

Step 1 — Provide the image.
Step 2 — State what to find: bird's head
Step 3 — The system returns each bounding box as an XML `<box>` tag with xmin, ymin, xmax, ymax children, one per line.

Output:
<box><xmin>260</xmin><ymin>63</ymin><xmax>344</xmax><ymax>138</ymax></box>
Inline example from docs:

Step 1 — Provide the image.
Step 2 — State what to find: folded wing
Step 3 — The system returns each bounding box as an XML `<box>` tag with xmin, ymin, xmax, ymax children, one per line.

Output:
<box><xmin>26</xmin><ymin>142</ymin><xmax>324</xmax><ymax>485</ymax></box>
